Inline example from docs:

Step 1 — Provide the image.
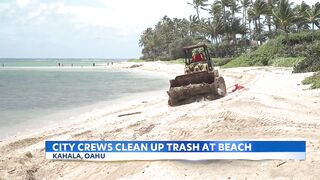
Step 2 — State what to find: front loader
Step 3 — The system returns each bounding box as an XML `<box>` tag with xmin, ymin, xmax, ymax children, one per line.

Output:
<box><xmin>167</xmin><ymin>44</ymin><xmax>226</xmax><ymax>106</ymax></box>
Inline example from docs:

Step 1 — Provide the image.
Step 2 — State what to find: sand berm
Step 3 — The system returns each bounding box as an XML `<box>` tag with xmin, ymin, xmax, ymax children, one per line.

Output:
<box><xmin>0</xmin><ymin>61</ymin><xmax>320</xmax><ymax>179</ymax></box>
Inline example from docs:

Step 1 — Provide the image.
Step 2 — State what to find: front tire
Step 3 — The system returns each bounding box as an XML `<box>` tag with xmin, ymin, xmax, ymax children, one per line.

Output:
<box><xmin>215</xmin><ymin>76</ymin><xmax>227</xmax><ymax>97</ymax></box>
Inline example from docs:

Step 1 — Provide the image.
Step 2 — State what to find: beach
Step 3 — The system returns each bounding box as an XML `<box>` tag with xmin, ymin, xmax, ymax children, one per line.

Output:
<box><xmin>1</xmin><ymin>61</ymin><xmax>320</xmax><ymax>179</ymax></box>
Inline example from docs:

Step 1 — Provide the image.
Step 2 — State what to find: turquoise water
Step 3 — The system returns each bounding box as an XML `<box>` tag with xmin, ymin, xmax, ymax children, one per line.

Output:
<box><xmin>0</xmin><ymin>60</ymin><xmax>168</xmax><ymax>138</ymax></box>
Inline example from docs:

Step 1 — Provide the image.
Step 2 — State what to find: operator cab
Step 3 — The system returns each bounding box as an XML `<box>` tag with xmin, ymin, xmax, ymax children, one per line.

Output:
<box><xmin>183</xmin><ymin>44</ymin><xmax>214</xmax><ymax>74</ymax></box>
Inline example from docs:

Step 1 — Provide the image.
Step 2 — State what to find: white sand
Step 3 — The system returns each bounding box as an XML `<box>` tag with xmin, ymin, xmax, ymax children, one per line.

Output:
<box><xmin>0</xmin><ymin>62</ymin><xmax>320</xmax><ymax>179</ymax></box>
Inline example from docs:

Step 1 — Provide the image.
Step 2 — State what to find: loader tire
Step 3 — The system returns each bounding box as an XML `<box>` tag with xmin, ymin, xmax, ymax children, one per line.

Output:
<box><xmin>215</xmin><ymin>76</ymin><xmax>227</xmax><ymax>97</ymax></box>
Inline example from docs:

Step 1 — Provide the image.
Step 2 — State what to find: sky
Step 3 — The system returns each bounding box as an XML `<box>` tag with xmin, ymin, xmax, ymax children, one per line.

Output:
<box><xmin>0</xmin><ymin>0</ymin><xmax>318</xmax><ymax>58</ymax></box>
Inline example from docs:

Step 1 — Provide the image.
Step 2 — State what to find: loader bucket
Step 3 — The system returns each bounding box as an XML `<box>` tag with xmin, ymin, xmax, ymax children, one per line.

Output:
<box><xmin>167</xmin><ymin>72</ymin><xmax>226</xmax><ymax>106</ymax></box>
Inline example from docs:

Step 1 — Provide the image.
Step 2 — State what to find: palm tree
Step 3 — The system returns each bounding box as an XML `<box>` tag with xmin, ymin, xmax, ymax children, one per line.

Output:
<box><xmin>240</xmin><ymin>0</ymin><xmax>251</xmax><ymax>50</ymax></box>
<box><xmin>173</xmin><ymin>18</ymin><xmax>189</xmax><ymax>38</ymax></box>
<box><xmin>139</xmin><ymin>28</ymin><xmax>162</xmax><ymax>60</ymax></box>
<box><xmin>229</xmin><ymin>0</ymin><xmax>241</xmax><ymax>51</ymax></box>
<box><xmin>139</xmin><ymin>0</ymin><xmax>320</xmax><ymax>60</ymax></box>
<box><xmin>221</xmin><ymin>0</ymin><xmax>232</xmax><ymax>29</ymax></box>
<box><xmin>209</xmin><ymin>0</ymin><xmax>223</xmax><ymax>18</ymax></box>
<box><xmin>293</xmin><ymin>2</ymin><xmax>311</xmax><ymax>32</ymax></box>
<box><xmin>229</xmin><ymin>0</ymin><xmax>240</xmax><ymax>19</ymax></box>
<box><xmin>202</xmin><ymin>20</ymin><xmax>215</xmax><ymax>43</ymax></box>
<box><xmin>187</xmin><ymin>0</ymin><xmax>209</xmax><ymax>20</ymax></box>
<box><xmin>240</xmin><ymin>0</ymin><xmax>251</xmax><ymax>27</ymax></box>
<box><xmin>303</xmin><ymin>2</ymin><xmax>320</xmax><ymax>41</ymax></box>
<box><xmin>266</xmin><ymin>0</ymin><xmax>276</xmax><ymax>36</ymax></box>
<box><xmin>272</xmin><ymin>0</ymin><xmax>296</xmax><ymax>43</ymax></box>
<box><xmin>225</xmin><ymin>17</ymin><xmax>247</xmax><ymax>55</ymax></box>
<box><xmin>189</xmin><ymin>15</ymin><xmax>201</xmax><ymax>36</ymax></box>
<box><xmin>157</xmin><ymin>16</ymin><xmax>175</xmax><ymax>56</ymax></box>
<box><xmin>248</xmin><ymin>0</ymin><xmax>268</xmax><ymax>45</ymax></box>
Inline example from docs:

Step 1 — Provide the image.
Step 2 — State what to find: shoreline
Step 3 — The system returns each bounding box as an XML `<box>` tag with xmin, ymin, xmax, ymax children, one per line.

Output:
<box><xmin>0</xmin><ymin>64</ymin><xmax>171</xmax><ymax>140</ymax></box>
<box><xmin>0</xmin><ymin>89</ymin><xmax>167</xmax><ymax>141</ymax></box>
<box><xmin>1</xmin><ymin>62</ymin><xmax>320</xmax><ymax>179</ymax></box>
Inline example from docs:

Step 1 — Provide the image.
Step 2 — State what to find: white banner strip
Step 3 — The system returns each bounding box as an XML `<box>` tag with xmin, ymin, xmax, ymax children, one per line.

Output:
<box><xmin>46</xmin><ymin>152</ymin><xmax>306</xmax><ymax>161</ymax></box>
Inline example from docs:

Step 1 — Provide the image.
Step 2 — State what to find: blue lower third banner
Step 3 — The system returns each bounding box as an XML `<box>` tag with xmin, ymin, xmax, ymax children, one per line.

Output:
<box><xmin>45</xmin><ymin>141</ymin><xmax>306</xmax><ymax>161</ymax></box>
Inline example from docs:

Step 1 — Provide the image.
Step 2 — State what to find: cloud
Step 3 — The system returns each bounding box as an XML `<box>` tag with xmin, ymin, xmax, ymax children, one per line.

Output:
<box><xmin>16</xmin><ymin>0</ymin><xmax>31</xmax><ymax>7</ymax></box>
<box><xmin>0</xmin><ymin>2</ymin><xmax>10</xmax><ymax>12</ymax></box>
<box><xmin>2</xmin><ymin>0</ymin><xmax>318</xmax><ymax>58</ymax></box>
<box><xmin>51</xmin><ymin>0</ymin><xmax>194</xmax><ymax>30</ymax></box>
<box><xmin>6</xmin><ymin>0</ymin><xmax>195</xmax><ymax>33</ymax></box>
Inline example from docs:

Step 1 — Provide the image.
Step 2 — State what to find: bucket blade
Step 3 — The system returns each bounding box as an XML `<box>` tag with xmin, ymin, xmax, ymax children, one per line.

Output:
<box><xmin>170</xmin><ymin>71</ymin><xmax>215</xmax><ymax>88</ymax></box>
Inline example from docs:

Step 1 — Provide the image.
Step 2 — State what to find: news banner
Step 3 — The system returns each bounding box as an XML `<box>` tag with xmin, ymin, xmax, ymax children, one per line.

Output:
<box><xmin>45</xmin><ymin>140</ymin><xmax>306</xmax><ymax>161</ymax></box>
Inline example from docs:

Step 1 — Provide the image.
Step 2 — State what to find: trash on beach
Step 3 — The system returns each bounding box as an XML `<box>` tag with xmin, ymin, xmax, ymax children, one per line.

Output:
<box><xmin>231</xmin><ymin>84</ymin><xmax>245</xmax><ymax>92</ymax></box>
<box><xmin>129</xmin><ymin>64</ymin><xmax>143</xmax><ymax>68</ymax></box>
<box><xmin>8</xmin><ymin>168</ymin><xmax>16</xmax><ymax>174</ymax></box>
<box><xmin>276</xmin><ymin>161</ymin><xmax>287</xmax><ymax>167</ymax></box>
<box><xmin>117</xmin><ymin>112</ymin><xmax>142</xmax><ymax>117</ymax></box>
<box><xmin>25</xmin><ymin>151</ymin><xmax>33</xmax><ymax>158</ymax></box>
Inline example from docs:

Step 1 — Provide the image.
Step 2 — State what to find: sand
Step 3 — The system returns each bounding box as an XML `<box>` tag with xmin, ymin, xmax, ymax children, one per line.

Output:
<box><xmin>0</xmin><ymin>61</ymin><xmax>320</xmax><ymax>179</ymax></box>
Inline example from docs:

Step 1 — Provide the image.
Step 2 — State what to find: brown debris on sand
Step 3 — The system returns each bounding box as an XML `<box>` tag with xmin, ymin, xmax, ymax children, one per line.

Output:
<box><xmin>129</xmin><ymin>64</ymin><xmax>143</xmax><ymax>68</ymax></box>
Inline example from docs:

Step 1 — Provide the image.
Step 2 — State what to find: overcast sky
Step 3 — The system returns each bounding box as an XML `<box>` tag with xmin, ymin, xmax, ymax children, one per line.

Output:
<box><xmin>0</xmin><ymin>0</ymin><xmax>318</xmax><ymax>58</ymax></box>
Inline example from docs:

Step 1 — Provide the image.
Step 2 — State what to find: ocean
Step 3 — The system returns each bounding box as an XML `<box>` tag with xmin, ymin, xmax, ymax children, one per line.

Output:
<box><xmin>0</xmin><ymin>59</ymin><xmax>168</xmax><ymax>138</ymax></box>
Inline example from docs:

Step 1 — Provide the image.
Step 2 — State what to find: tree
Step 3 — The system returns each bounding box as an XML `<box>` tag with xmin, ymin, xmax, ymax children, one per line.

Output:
<box><xmin>272</xmin><ymin>0</ymin><xmax>296</xmax><ymax>43</ymax></box>
<box><xmin>303</xmin><ymin>2</ymin><xmax>320</xmax><ymax>41</ymax></box>
<box><xmin>240</xmin><ymin>0</ymin><xmax>251</xmax><ymax>50</ymax></box>
<box><xmin>202</xmin><ymin>19</ymin><xmax>218</xmax><ymax>43</ymax></box>
<box><xmin>240</xmin><ymin>0</ymin><xmax>251</xmax><ymax>27</ymax></box>
<box><xmin>229</xmin><ymin>0</ymin><xmax>241</xmax><ymax>51</ymax></box>
<box><xmin>139</xmin><ymin>28</ymin><xmax>163</xmax><ymax>60</ymax></box>
<box><xmin>187</xmin><ymin>0</ymin><xmax>209</xmax><ymax>20</ymax></box>
<box><xmin>209</xmin><ymin>0</ymin><xmax>223</xmax><ymax>18</ymax></box>
<box><xmin>293</xmin><ymin>1</ymin><xmax>311</xmax><ymax>32</ymax></box>
<box><xmin>266</xmin><ymin>0</ymin><xmax>280</xmax><ymax>36</ymax></box>
<box><xmin>248</xmin><ymin>0</ymin><xmax>268</xmax><ymax>45</ymax></box>
<box><xmin>139</xmin><ymin>0</ymin><xmax>320</xmax><ymax>60</ymax></box>
<box><xmin>189</xmin><ymin>15</ymin><xmax>201</xmax><ymax>36</ymax></box>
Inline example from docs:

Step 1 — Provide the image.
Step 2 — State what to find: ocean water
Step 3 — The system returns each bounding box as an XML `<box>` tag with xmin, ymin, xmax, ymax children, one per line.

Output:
<box><xmin>0</xmin><ymin>59</ymin><xmax>168</xmax><ymax>138</ymax></box>
<box><xmin>0</xmin><ymin>58</ymin><xmax>120</xmax><ymax>67</ymax></box>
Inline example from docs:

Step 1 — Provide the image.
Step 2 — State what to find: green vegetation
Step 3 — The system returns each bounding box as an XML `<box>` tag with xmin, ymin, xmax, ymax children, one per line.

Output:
<box><xmin>213</xmin><ymin>58</ymin><xmax>233</xmax><ymax>66</ymax></box>
<box><xmin>302</xmin><ymin>72</ymin><xmax>320</xmax><ymax>89</ymax></box>
<box><xmin>162</xmin><ymin>58</ymin><xmax>185</xmax><ymax>64</ymax></box>
<box><xmin>139</xmin><ymin>0</ymin><xmax>320</xmax><ymax>63</ymax></box>
<box><xmin>139</xmin><ymin>0</ymin><xmax>320</xmax><ymax>89</ymax></box>
<box><xmin>270</xmin><ymin>57</ymin><xmax>305</xmax><ymax>67</ymax></box>
<box><xmin>222</xmin><ymin>55</ymin><xmax>252</xmax><ymax>68</ymax></box>
<box><xmin>163</xmin><ymin>57</ymin><xmax>232</xmax><ymax>65</ymax></box>
<box><xmin>224</xmin><ymin>31</ymin><xmax>320</xmax><ymax>68</ymax></box>
<box><xmin>223</xmin><ymin>36</ymin><xmax>283</xmax><ymax>68</ymax></box>
<box><xmin>293</xmin><ymin>41</ymin><xmax>320</xmax><ymax>73</ymax></box>
<box><xmin>127</xmin><ymin>59</ymin><xmax>145</xmax><ymax>62</ymax></box>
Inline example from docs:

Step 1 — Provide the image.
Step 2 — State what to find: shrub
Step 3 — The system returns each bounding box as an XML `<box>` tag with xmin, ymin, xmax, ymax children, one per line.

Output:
<box><xmin>283</xmin><ymin>31</ymin><xmax>320</xmax><ymax>45</ymax></box>
<box><xmin>222</xmin><ymin>54</ymin><xmax>253</xmax><ymax>68</ymax></box>
<box><xmin>213</xmin><ymin>58</ymin><xmax>233</xmax><ymax>66</ymax></box>
<box><xmin>293</xmin><ymin>42</ymin><xmax>320</xmax><ymax>73</ymax></box>
<box><xmin>270</xmin><ymin>57</ymin><xmax>305</xmax><ymax>67</ymax></box>
<box><xmin>302</xmin><ymin>72</ymin><xmax>320</xmax><ymax>89</ymax></box>
<box><xmin>251</xmin><ymin>37</ymin><xmax>284</xmax><ymax>65</ymax></box>
<box><xmin>223</xmin><ymin>36</ymin><xmax>284</xmax><ymax>68</ymax></box>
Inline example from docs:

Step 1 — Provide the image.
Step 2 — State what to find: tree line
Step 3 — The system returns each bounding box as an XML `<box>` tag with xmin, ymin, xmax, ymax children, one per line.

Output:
<box><xmin>139</xmin><ymin>0</ymin><xmax>320</xmax><ymax>60</ymax></box>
